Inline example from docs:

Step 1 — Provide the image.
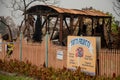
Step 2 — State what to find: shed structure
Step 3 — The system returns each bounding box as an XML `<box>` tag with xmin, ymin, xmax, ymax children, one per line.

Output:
<box><xmin>24</xmin><ymin>5</ymin><xmax>112</xmax><ymax>47</ymax></box>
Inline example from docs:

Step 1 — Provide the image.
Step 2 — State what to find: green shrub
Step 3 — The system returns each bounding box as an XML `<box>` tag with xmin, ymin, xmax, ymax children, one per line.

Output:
<box><xmin>0</xmin><ymin>59</ymin><xmax>119</xmax><ymax>80</ymax></box>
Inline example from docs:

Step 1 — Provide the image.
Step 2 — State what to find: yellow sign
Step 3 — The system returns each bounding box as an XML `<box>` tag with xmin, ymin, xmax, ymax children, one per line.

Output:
<box><xmin>67</xmin><ymin>36</ymin><xmax>97</xmax><ymax>76</ymax></box>
<box><xmin>7</xmin><ymin>43</ymin><xmax>14</xmax><ymax>55</ymax></box>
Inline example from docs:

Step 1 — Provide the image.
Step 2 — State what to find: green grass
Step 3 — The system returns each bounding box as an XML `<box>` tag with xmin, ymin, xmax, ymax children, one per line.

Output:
<box><xmin>0</xmin><ymin>74</ymin><xmax>34</xmax><ymax>80</ymax></box>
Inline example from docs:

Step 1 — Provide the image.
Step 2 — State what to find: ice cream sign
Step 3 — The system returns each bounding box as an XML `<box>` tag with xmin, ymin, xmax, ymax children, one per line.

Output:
<box><xmin>68</xmin><ymin>37</ymin><xmax>93</xmax><ymax>55</ymax></box>
<box><xmin>67</xmin><ymin>36</ymin><xmax>98</xmax><ymax>76</ymax></box>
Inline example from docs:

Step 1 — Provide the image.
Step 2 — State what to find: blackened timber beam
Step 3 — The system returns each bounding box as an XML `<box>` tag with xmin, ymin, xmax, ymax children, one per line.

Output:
<box><xmin>91</xmin><ymin>18</ymin><xmax>94</xmax><ymax>36</ymax></box>
<box><xmin>102</xmin><ymin>18</ymin><xmax>108</xmax><ymax>48</ymax></box>
<box><xmin>59</xmin><ymin>14</ymin><xmax>63</xmax><ymax>44</ymax></box>
<box><xmin>23</xmin><ymin>25</ymin><xmax>28</xmax><ymax>35</ymax></box>
<box><xmin>70</xmin><ymin>15</ymin><xmax>74</xmax><ymax>34</ymax></box>
<box><xmin>47</xmin><ymin>17</ymin><xmax>50</xmax><ymax>33</ymax></box>
<box><xmin>42</xmin><ymin>16</ymin><xmax>49</xmax><ymax>29</ymax></box>
<box><xmin>73</xmin><ymin>17</ymin><xmax>80</xmax><ymax>35</ymax></box>
<box><xmin>108</xmin><ymin>18</ymin><xmax>112</xmax><ymax>48</ymax></box>
<box><xmin>106</xmin><ymin>18</ymin><xmax>110</xmax><ymax>28</ymax></box>
<box><xmin>45</xmin><ymin>17</ymin><xmax>50</xmax><ymax>33</ymax></box>
<box><xmin>64</xmin><ymin>18</ymin><xmax>71</xmax><ymax>34</ymax></box>
<box><xmin>109</xmin><ymin>18</ymin><xmax>112</xmax><ymax>35</ymax></box>
<box><xmin>50</xmin><ymin>17</ymin><xmax>58</xmax><ymax>40</ymax></box>
<box><xmin>102</xmin><ymin>18</ymin><xmax>105</xmax><ymax>33</ymax></box>
<box><xmin>77</xmin><ymin>16</ymin><xmax>83</xmax><ymax>36</ymax></box>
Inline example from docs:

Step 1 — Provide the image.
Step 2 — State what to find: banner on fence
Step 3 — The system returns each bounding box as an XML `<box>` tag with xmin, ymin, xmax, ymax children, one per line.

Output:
<box><xmin>6</xmin><ymin>43</ymin><xmax>14</xmax><ymax>55</ymax></box>
<box><xmin>56</xmin><ymin>50</ymin><xmax>63</xmax><ymax>60</ymax></box>
<box><xmin>67</xmin><ymin>36</ymin><xmax>97</xmax><ymax>76</ymax></box>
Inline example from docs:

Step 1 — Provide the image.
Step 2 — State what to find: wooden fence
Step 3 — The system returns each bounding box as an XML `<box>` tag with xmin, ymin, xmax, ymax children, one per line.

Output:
<box><xmin>0</xmin><ymin>38</ymin><xmax>67</xmax><ymax>69</ymax></box>
<box><xmin>99</xmin><ymin>49</ymin><xmax>120</xmax><ymax>77</ymax></box>
<box><xmin>0</xmin><ymin>38</ymin><xmax>120</xmax><ymax>77</ymax></box>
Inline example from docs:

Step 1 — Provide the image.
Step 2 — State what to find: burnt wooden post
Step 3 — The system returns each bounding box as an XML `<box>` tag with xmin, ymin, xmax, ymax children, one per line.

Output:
<box><xmin>70</xmin><ymin>15</ymin><xmax>74</xmax><ymax>34</ymax></box>
<box><xmin>42</xmin><ymin>16</ymin><xmax>48</xmax><ymax>29</ymax></box>
<box><xmin>73</xmin><ymin>17</ymin><xmax>80</xmax><ymax>35</ymax></box>
<box><xmin>102</xmin><ymin>18</ymin><xmax>108</xmax><ymax>48</ymax></box>
<box><xmin>77</xmin><ymin>16</ymin><xmax>83</xmax><ymax>36</ymax></box>
<box><xmin>64</xmin><ymin>18</ymin><xmax>71</xmax><ymax>34</ymax></box>
<box><xmin>47</xmin><ymin>16</ymin><xmax>50</xmax><ymax>34</ymax></box>
<box><xmin>91</xmin><ymin>18</ymin><xmax>94</xmax><ymax>36</ymax></box>
<box><xmin>50</xmin><ymin>17</ymin><xmax>58</xmax><ymax>40</ymax></box>
<box><xmin>108</xmin><ymin>17</ymin><xmax>112</xmax><ymax>48</ymax></box>
<box><xmin>33</xmin><ymin>15</ymin><xmax>42</xmax><ymax>42</ymax></box>
<box><xmin>59</xmin><ymin>14</ymin><xmax>63</xmax><ymax>44</ymax></box>
<box><xmin>46</xmin><ymin>16</ymin><xmax>48</xmax><ymax>33</ymax></box>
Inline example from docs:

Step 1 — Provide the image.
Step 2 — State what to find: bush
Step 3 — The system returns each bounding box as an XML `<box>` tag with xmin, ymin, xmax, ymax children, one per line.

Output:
<box><xmin>0</xmin><ymin>59</ymin><xmax>119</xmax><ymax>80</ymax></box>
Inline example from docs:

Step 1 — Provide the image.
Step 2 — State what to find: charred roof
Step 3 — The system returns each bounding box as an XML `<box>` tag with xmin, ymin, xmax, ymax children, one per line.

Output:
<box><xmin>26</xmin><ymin>5</ymin><xmax>111</xmax><ymax>18</ymax></box>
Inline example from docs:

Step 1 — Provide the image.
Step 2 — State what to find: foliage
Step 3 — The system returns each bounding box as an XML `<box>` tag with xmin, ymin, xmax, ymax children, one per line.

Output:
<box><xmin>0</xmin><ymin>74</ymin><xmax>33</xmax><ymax>80</ymax></box>
<box><xmin>0</xmin><ymin>59</ymin><xmax>120</xmax><ymax>80</ymax></box>
<box><xmin>106</xmin><ymin>12</ymin><xmax>120</xmax><ymax>48</ymax></box>
<box><xmin>111</xmin><ymin>22</ymin><xmax>118</xmax><ymax>34</ymax></box>
<box><xmin>106</xmin><ymin>12</ymin><xmax>119</xmax><ymax>34</ymax></box>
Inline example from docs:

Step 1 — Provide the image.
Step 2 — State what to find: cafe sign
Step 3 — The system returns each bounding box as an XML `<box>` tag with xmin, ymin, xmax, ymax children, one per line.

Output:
<box><xmin>67</xmin><ymin>36</ymin><xmax>97</xmax><ymax>76</ymax></box>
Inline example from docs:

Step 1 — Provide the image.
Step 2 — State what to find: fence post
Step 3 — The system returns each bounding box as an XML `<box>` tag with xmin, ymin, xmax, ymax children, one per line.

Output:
<box><xmin>96</xmin><ymin>37</ymin><xmax>101</xmax><ymax>76</ymax></box>
<box><xmin>45</xmin><ymin>31</ymin><xmax>49</xmax><ymax>67</ymax></box>
<box><xmin>96</xmin><ymin>50</ymin><xmax>99</xmax><ymax>76</ymax></box>
<box><xmin>19</xmin><ymin>31</ymin><xmax>23</xmax><ymax>61</ymax></box>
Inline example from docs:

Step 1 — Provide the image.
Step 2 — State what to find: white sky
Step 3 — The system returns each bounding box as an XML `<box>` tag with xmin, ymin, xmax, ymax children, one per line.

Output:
<box><xmin>0</xmin><ymin>0</ymin><xmax>120</xmax><ymax>25</ymax></box>
<box><xmin>60</xmin><ymin>0</ymin><xmax>120</xmax><ymax>20</ymax></box>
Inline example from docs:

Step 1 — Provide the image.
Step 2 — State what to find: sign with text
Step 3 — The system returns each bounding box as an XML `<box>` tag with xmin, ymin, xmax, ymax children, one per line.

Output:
<box><xmin>67</xmin><ymin>36</ymin><xmax>97</xmax><ymax>76</ymax></box>
<box><xmin>57</xmin><ymin>50</ymin><xmax>63</xmax><ymax>60</ymax></box>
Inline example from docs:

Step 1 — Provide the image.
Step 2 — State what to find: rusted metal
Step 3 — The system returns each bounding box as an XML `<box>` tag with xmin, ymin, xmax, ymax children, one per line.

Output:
<box><xmin>26</xmin><ymin>5</ymin><xmax>111</xmax><ymax>18</ymax></box>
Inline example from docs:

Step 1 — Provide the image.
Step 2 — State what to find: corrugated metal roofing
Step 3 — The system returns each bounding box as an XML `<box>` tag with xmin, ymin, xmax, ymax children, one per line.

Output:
<box><xmin>26</xmin><ymin>5</ymin><xmax>110</xmax><ymax>17</ymax></box>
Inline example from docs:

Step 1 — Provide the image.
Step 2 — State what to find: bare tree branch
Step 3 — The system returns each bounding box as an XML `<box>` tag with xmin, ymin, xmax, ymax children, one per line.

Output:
<box><xmin>113</xmin><ymin>7</ymin><xmax>120</xmax><ymax>17</ymax></box>
<box><xmin>1</xmin><ymin>0</ymin><xmax>60</xmax><ymax>39</ymax></box>
<box><xmin>113</xmin><ymin>2</ymin><xmax>120</xmax><ymax>10</ymax></box>
<box><xmin>113</xmin><ymin>0</ymin><xmax>120</xmax><ymax>17</ymax></box>
<box><xmin>0</xmin><ymin>17</ymin><xmax>13</xmax><ymax>41</ymax></box>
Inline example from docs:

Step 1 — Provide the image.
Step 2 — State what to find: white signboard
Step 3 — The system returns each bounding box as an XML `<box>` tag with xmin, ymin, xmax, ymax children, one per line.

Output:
<box><xmin>57</xmin><ymin>50</ymin><xmax>63</xmax><ymax>60</ymax></box>
<box><xmin>67</xmin><ymin>36</ymin><xmax>98</xmax><ymax>76</ymax></box>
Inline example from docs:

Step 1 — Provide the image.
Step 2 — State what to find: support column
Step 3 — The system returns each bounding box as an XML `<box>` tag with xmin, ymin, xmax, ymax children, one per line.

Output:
<box><xmin>108</xmin><ymin>17</ymin><xmax>112</xmax><ymax>48</ymax></box>
<box><xmin>50</xmin><ymin>17</ymin><xmax>58</xmax><ymax>40</ymax></box>
<box><xmin>59</xmin><ymin>14</ymin><xmax>63</xmax><ymax>45</ymax></box>
<box><xmin>91</xmin><ymin>18</ymin><xmax>94</xmax><ymax>36</ymax></box>
<box><xmin>77</xmin><ymin>16</ymin><xmax>83</xmax><ymax>36</ymax></box>
<box><xmin>70</xmin><ymin>15</ymin><xmax>74</xmax><ymax>34</ymax></box>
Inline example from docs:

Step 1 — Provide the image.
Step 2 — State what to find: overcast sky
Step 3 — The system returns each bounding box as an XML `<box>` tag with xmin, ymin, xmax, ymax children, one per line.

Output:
<box><xmin>0</xmin><ymin>0</ymin><xmax>120</xmax><ymax>25</ymax></box>
<box><xmin>60</xmin><ymin>0</ymin><xmax>120</xmax><ymax>20</ymax></box>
